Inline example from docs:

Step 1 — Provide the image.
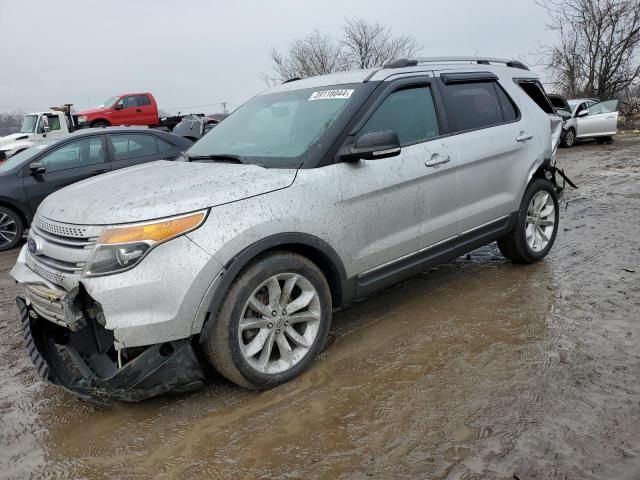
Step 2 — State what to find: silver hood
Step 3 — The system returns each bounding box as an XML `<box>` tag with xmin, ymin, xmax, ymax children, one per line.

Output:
<box><xmin>37</xmin><ymin>160</ymin><xmax>297</xmax><ymax>225</ymax></box>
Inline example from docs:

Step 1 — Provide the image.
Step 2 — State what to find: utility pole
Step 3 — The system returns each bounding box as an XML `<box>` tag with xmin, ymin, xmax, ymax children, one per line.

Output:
<box><xmin>221</xmin><ymin>102</ymin><xmax>228</xmax><ymax>115</ymax></box>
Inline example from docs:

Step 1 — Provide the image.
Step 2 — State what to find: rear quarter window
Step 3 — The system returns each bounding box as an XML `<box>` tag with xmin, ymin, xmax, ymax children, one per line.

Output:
<box><xmin>516</xmin><ymin>80</ymin><xmax>555</xmax><ymax>114</ymax></box>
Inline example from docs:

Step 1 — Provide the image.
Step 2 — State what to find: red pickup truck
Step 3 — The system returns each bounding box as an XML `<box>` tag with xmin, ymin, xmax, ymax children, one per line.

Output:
<box><xmin>75</xmin><ymin>92</ymin><xmax>160</xmax><ymax>128</ymax></box>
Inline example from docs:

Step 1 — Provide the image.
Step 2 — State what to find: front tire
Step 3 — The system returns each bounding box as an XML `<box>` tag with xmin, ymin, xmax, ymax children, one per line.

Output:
<box><xmin>561</xmin><ymin>127</ymin><xmax>576</xmax><ymax>148</ymax></box>
<box><xmin>91</xmin><ymin>120</ymin><xmax>110</xmax><ymax>128</ymax></box>
<box><xmin>202</xmin><ymin>251</ymin><xmax>332</xmax><ymax>389</ymax></box>
<box><xmin>0</xmin><ymin>206</ymin><xmax>24</xmax><ymax>251</ymax></box>
<box><xmin>498</xmin><ymin>179</ymin><xmax>559</xmax><ymax>264</ymax></box>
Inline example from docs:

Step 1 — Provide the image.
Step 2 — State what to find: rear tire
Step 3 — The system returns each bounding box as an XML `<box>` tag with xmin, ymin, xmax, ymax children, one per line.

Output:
<box><xmin>202</xmin><ymin>251</ymin><xmax>332</xmax><ymax>389</ymax></box>
<box><xmin>498</xmin><ymin>179</ymin><xmax>559</xmax><ymax>264</ymax></box>
<box><xmin>561</xmin><ymin>127</ymin><xmax>576</xmax><ymax>148</ymax></box>
<box><xmin>0</xmin><ymin>206</ymin><xmax>24</xmax><ymax>252</ymax></box>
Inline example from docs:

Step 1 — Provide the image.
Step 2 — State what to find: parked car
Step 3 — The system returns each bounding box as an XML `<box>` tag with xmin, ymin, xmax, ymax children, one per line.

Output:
<box><xmin>0</xmin><ymin>128</ymin><xmax>191</xmax><ymax>251</ymax></box>
<box><xmin>11</xmin><ymin>56</ymin><xmax>564</xmax><ymax>402</ymax></box>
<box><xmin>0</xmin><ymin>107</ymin><xmax>75</xmax><ymax>161</ymax></box>
<box><xmin>75</xmin><ymin>93</ymin><xmax>161</xmax><ymax>128</ymax></box>
<box><xmin>172</xmin><ymin>113</ymin><xmax>228</xmax><ymax>141</ymax></box>
<box><xmin>548</xmin><ymin>95</ymin><xmax>619</xmax><ymax>147</ymax></box>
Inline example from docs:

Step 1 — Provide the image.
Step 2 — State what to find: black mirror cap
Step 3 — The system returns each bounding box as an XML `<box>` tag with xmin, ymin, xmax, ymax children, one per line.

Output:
<box><xmin>30</xmin><ymin>162</ymin><xmax>46</xmax><ymax>175</ymax></box>
<box><xmin>340</xmin><ymin>130</ymin><xmax>401</xmax><ymax>162</ymax></box>
<box><xmin>114</xmin><ymin>104</ymin><xmax>123</xmax><ymax>110</ymax></box>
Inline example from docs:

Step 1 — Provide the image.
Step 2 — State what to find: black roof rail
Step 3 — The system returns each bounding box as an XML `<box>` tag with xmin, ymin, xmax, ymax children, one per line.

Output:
<box><xmin>282</xmin><ymin>77</ymin><xmax>301</xmax><ymax>84</ymax></box>
<box><xmin>383</xmin><ymin>58</ymin><xmax>418</xmax><ymax>69</ymax></box>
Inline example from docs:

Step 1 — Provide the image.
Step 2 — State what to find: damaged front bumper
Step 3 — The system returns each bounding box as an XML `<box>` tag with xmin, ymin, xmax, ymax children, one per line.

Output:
<box><xmin>17</xmin><ymin>296</ymin><xmax>206</xmax><ymax>403</ymax></box>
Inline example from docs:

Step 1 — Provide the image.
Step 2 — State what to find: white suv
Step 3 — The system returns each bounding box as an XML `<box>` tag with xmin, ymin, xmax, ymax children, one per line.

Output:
<box><xmin>11</xmin><ymin>57</ymin><xmax>563</xmax><ymax>401</ymax></box>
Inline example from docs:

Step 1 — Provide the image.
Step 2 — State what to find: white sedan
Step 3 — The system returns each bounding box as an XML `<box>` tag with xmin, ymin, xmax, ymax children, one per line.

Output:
<box><xmin>549</xmin><ymin>95</ymin><xmax>619</xmax><ymax>147</ymax></box>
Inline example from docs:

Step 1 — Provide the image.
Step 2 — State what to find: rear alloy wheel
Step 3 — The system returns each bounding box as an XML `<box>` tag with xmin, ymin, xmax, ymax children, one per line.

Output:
<box><xmin>561</xmin><ymin>128</ymin><xmax>576</xmax><ymax>148</ymax></box>
<box><xmin>0</xmin><ymin>207</ymin><xmax>23</xmax><ymax>251</ymax></box>
<box><xmin>498</xmin><ymin>179</ymin><xmax>559</xmax><ymax>264</ymax></box>
<box><xmin>202</xmin><ymin>252</ymin><xmax>332</xmax><ymax>389</ymax></box>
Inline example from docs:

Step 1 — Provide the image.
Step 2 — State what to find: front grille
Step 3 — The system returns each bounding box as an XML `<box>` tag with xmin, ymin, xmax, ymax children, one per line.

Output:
<box><xmin>33</xmin><ymin>215</ymin><xmax>92</xmax><ymax>238</ymax></box>
<box><xmin>26</xmin><ymin>215</ymin><xmax>103</xmax><ymax>287</ymax></box>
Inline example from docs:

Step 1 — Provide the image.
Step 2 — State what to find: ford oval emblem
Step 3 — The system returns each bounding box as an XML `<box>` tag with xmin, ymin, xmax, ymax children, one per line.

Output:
<box><xmin>27</xmin><ymin>237</ymin><xmax>41</xmax><ymax>255</ymax></box>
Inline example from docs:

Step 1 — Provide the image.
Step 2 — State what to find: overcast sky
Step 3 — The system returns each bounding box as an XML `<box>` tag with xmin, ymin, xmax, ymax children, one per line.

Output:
<box><xmin>0</xmin><ymin>0</ymin><xmax>555</xmax><ymax>114</ymax></box>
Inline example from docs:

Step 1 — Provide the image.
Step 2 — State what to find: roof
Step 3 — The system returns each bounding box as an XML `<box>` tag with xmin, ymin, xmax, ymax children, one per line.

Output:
<box><xmin>263</xmin><ymin>57</ymin><xmax>538</xmax><ymax>94</ymax></box>
<box><xmin>69</xmin><ymin>126</ymin><xmax>159</xmax><ymax>137</ymax></box>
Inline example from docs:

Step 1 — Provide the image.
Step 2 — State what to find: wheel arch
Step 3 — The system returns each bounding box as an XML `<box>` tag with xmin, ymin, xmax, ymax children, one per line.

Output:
<box><xmin>198</xmin><ymin>233</ymin><xmax>351</xmax><ymax>337</ymax></box>
<box><xmin>0</xmin><ymin>199</ymin><xmax>29</xmax><ymax>227</ymax></box>
<box><xmin>90</xmin><ymin>118</ymin><xmax>111</xmax><ymax>127</ymax></box>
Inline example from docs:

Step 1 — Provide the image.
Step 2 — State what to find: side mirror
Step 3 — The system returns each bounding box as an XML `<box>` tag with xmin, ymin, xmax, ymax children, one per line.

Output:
<box><xmin>43</xmin><ymin>125</ymin><xmax>50</xmax><ymax>134</ymax></box>
<box><xmin>30</xmin><ymin>162</ymin><xmax>46</xmax><ymax>175</ymax></box>
<box><xmin>339</xmin><ymin>130</ymin><xmax>401</xmax><ymax>162</ymax></box>
<box><xmin>114</xmin><ymin>104</ymin><xmax>124</xmax><ymax>111</ymax></box>
<box><xmin>576</xmin><ymin>109</ymin><xmax>589</xmax><ymax>118</ymax></box>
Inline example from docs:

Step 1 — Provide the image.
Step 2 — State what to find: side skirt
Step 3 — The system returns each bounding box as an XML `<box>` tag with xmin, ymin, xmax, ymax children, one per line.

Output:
<box><xmin>353</xmin><ymin>213</ymin><xmax>517</xmax><ymax>299</ymax></box>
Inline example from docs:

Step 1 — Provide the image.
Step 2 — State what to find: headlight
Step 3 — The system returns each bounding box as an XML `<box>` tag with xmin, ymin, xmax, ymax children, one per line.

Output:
<box><xmin>84</xmin><ymin>210</ymin><xmax>207</xmax><ymax>276</ymax></box>
<box><xmin>78</xmin><ymin>115</ymin><xmax>88</xmax><ymax>123</ymax></box>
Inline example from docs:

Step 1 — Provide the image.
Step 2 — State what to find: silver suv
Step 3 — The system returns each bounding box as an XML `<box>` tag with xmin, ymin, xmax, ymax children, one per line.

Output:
<box><xmin>11</xmin><ymin>57</ymin><xmax>564</xmax><ymax>401</ymax></box>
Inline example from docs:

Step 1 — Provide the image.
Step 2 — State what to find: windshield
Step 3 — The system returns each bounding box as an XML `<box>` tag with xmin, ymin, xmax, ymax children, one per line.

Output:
<box><xmin>188</xmin><ymin>85</ymin><xmax>361</xmax><ymax>167</ymax></box>
<box><xmin>19</xmin><ymin>115</ymin><xmax>38</xmax><ymax>133</ymax></box>
<box><xmin>98</xmin><ymin>96</ymin><xmax>119</xmax><ymax>109</ymax></box>
<box><xmin>0</xmin><ymin>143</ymin><xmax>51</xmax><ymax>173</ymax></box>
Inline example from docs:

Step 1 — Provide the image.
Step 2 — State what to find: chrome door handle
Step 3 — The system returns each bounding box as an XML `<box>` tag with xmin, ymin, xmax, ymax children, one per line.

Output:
<box><xmin>425</xmin><ymin>154</ymin><xmax>450</xmax><ymax>167</ymax></box>
<box><xmin>516</xmin><ymin>132</ymin><xmax>534</xmax><ymax>142</ymax></box>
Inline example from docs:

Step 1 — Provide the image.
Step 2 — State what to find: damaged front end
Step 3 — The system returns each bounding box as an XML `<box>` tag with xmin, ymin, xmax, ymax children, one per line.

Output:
<box><xmin>17</xmin><ymin>285</ymin><xmax>206</xmax><ymax>403</ymax></box>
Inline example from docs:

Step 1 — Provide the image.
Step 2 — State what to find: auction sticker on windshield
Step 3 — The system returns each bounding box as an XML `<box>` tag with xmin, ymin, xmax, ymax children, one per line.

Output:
<box><xmin>308</xmin><ymin>89</ymin><xmax>354</xmax><ymax>101</ymax></box>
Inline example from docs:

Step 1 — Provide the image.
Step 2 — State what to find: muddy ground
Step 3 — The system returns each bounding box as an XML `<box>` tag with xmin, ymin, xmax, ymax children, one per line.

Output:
<box><xmin>1</xmin><ymin>136</ymin><xmax>639</xmax><ymax>479</ymax></box>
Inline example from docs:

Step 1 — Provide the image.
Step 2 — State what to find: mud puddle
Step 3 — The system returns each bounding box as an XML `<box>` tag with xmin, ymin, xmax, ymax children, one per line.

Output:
<box><xmin>1</xmin><ymin>136</ymin><xmax>640</xmax><ymax>479</ymax></box>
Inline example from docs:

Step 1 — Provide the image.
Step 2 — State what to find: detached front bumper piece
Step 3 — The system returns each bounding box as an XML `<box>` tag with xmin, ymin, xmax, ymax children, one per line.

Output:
<box><xmin>17</xmin><ymin>297</ymin><xmax>206</xmax><ymax>403</ymax></box>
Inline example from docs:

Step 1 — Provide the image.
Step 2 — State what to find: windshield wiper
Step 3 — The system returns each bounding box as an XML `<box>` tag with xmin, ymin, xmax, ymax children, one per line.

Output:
<box><xmin>186</xmin><ymin>154</ymin><xmax>243</xmax><ymax>164</ymax></box>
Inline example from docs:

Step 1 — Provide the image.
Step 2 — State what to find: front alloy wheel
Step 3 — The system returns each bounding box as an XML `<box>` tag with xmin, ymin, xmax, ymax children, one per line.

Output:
<box><xmin>239</xmin><ymin>273</ymin><xmax>321</xmax><ymax>374</ymax></box>
<box><xmin>202</xmin><ymin>252</ymin><xmax>332</xmax><ymax>389</ymax></box>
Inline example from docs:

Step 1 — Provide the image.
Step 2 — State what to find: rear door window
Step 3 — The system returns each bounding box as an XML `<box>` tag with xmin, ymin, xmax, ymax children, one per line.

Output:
<box><xmin>444</xmin><ymin>82</ymin><xmax>515</xmax><ymax>132</ymax></box>
<box><xmin>359</xmin><ymin>86</ymin><xmax>439</xmax><ymax>146</ymax></box>
<box><xmin>136</xmin><ymin>95</ymin><xmax>151</xmax><ymax>106</ymax></box>
<box><xmin>108</xmin><ymin>134</ymin><xmax>159</xmax><ymax>161</ymax></box>
<box><xmin>124</xmin><ymin>96</ymin><xmax>139</xmax><ymax>109</ymax></box>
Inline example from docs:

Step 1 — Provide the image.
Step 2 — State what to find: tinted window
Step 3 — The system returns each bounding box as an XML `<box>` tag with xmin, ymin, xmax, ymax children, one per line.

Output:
<box><xmin>136</xmin><ymin>95</ymin><xmax>151</xmax><ymax>106</ymax></box>
<box><xmin>156</xmin><ymin>137</ymin><xmax>174</xmax><ymax>153</ymax></box>
<box><xmin>446</xmin><ymin>82</ymin><xmax>505</xmax><ymax>131</ymax></box>
<box><xmin>360</xmin><ymin>86</ymin><xmax>439</xmax><ymax>145</ymax></box>
<box><xmin>124</xmin><ymin>96</ymin><xmax>138</xmax><ymax>108</ymax></box>
<box><xmin>517</xmin><ymin>81</ymin><xmax>555</xmax><ymax>114</ymax></box>
<box><xmin>109</xmin><ymin>134</ymin><xmax>159</xmax><ymax>160</ymax></box>
<box><xmin>40</xmin><ymin>137</ymin><xmax>105</xmax><ymax>172</ymax></box>
<box><xmin>495</xmin><ymin>85</ymin><xmax>518</xmax><ymax>122</ymax></box>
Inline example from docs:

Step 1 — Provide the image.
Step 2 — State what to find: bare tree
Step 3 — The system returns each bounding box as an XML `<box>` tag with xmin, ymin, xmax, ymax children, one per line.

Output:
<box><xmin>264</xmin><ymin>19</ymin><xmax>421</xmax><ymax>84</ymax></box>
<box><xmin>0</xmin><ymin>111</ymin><xmax>24</xmax><ymax>137</ymax></box>
<box><xmin>342</xmin><ymin>18</ymin><xmax>420</xmax><ymax>69</ymax></box>
<box><xmin>263</xmin><ymin>30</ymin><xmax>349</xmax><ymax>85</ymax></box>
<box><xmin>538</xmin><ymin>0</ymin><xmax>640</xmax><ymax>98</ymax></box>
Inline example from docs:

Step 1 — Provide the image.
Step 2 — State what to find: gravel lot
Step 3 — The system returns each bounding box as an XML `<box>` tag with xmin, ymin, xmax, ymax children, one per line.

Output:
<box><xmin>1</xmin><ymin>135</ymin><xmax>639</xmax><ymax>479</ymax></box>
